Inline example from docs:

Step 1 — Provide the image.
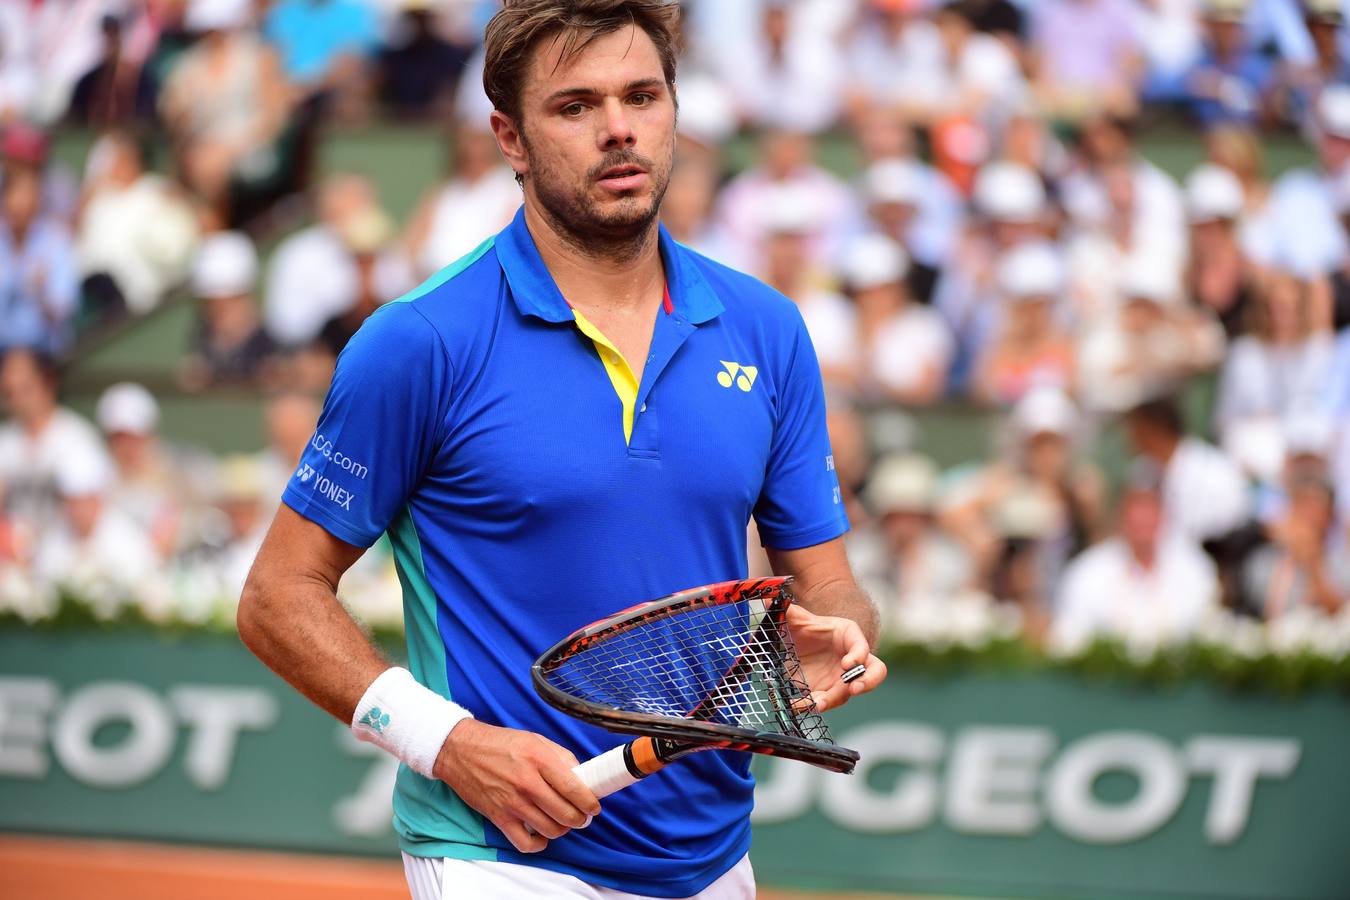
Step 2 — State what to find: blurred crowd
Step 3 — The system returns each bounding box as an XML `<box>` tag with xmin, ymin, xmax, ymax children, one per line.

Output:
<box><xmin>3</xmin><ymin>0</ymin><xmax>1350</xmax><ymax>649</ymax></box>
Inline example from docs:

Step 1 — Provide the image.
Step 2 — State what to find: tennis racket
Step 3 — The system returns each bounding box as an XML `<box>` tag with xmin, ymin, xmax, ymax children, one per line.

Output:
<box><xmin>531</xmin><ymin>576</ymin><xmax>860</xmax><ymax>799</ymax></box>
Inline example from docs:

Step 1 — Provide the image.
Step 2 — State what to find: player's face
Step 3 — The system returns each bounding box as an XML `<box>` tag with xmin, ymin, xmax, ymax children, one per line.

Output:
<box><xmin>510</xmin><ymin>25</ymin><xmax>676</xmax><ymax>248</ymax></box>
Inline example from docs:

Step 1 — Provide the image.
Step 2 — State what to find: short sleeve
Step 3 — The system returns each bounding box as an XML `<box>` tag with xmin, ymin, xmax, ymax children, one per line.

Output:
<box><xmin>753</xmin><ymin>315</ymin><xmax>850</xmax><ymax>550</ymax></box>
<box><xmin>281</xmin><ymin>302</ymin><xmax>452</xmax><ymax>547</ymax></box>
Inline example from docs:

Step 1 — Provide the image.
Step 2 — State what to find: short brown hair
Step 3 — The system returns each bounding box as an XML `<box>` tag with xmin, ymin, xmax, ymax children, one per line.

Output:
<box><xmin>482</xmin><ymin>0</ymin><xmax>680</xmax><ymax>124</ymax></box>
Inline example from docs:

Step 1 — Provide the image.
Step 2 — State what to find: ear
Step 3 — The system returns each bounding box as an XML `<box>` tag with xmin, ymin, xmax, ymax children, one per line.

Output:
<box><xmin>490</xmin><ymin>110</ymin><xmax>528</xmax><ymax>183</ymax></box>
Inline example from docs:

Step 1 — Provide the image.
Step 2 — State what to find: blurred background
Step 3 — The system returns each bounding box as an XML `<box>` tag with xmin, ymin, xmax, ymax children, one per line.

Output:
<box><xmin>2</xmin><ymin>0</ymin><xmax>1350</xmax><ymax>898</ymax></box>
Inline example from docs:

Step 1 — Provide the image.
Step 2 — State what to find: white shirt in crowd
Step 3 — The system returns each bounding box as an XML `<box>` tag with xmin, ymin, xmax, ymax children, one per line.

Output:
<box><xmin>264</xmin><ymin>225</ymin><xmax>411</xmax><ymax>347</ymax></box>
<box><xmin>1253</xmin><ymin>168</ymin><xmax>1348</xmax><ymax>277</ymax></box>
<box><xmin>716</xmin><ymin>166</ymin><xmax>860</xmax><ymax>273</ymax></box>
<box><xmin>32</xmin><ymin>505</ymin><xmax>160</xmax><ymax>593</ymax></box>
<box><xmin>1163</xmin><ymin>437</ymin><xmax>1252</xmax><ymax>543</ymax></box>
<box><xmin>869</xmin><ymin>305</ymin><xmax>955</xmax><ymax>397</ymax></box>
<box><xmin>1051</xmin><ymin>534</ymin><xmax>1219</xmax><ymax>649</ymax></box>
<box><xmin>77</xmin><ymin>173</ymin><xmax>200</xmax><ymax>314</ymax></box>
<box><xmin>413</xmin><ymin>167</ymin><xmax>520</xmax><ymax>279</ymax></box>
<box><xmin>795</xmin><ymin>289</ymin><xmax>856</xmax><ymax>376</ymax></box>
<box><xmin>0</xmin><ymin>408</ymin><xmax>110</xmax><ymax>533</ymax></box>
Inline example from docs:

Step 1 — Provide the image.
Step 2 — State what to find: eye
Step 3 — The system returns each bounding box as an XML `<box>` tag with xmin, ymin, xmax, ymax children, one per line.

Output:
<box><xmin>561</xmin><ymin>102</ymin><xmax>587</xmax><ymax>118</ymax></box>
<box><xmin>629</xmin><ymin>92</ymin><xmax>655</xmax><ymax>107</ymax></box>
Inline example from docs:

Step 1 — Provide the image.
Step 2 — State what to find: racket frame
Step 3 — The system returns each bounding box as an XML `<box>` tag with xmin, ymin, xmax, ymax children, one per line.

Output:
<box><xmin>531</xmin><ymin>577</ymin><xmax>859</xmax><ymax>775</ymax></box>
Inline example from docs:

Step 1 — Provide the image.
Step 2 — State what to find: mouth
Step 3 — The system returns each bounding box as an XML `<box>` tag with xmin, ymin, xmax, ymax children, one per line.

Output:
<box><xmin>597</xmin><ymin>165</ymin><xmax>649</xmax><ymax>192</ymax></box>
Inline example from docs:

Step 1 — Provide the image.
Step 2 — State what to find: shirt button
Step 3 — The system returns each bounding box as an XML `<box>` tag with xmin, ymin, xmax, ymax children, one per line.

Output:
<box><xmin>640</xmin><ymin>403</ymin><xmax>647</xmax><ymax>412</ymax></box>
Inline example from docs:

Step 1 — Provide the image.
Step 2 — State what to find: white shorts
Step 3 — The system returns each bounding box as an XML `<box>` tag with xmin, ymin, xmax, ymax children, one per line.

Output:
<box><xmin>402</xmin><ymin>852</ymin><xmax>754</xmax><ymax>900</ymax></box>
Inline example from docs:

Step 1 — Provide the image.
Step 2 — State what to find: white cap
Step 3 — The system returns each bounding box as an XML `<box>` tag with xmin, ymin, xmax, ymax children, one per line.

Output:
<box><xmin>972</xmin><ymin>162</ymin><xmax>1046</xmax><ymax>223</ymax></box>
<box><xmin>864</xmin><ymin>158</ymin><xmax>925</xmax><ymax>207</ymax></box>
<box><xmin>185</xmin><ymin>0</ymin><xmax>252</xmax><ymax>32</ymax></box>
<box><xmin>57</xmin><ymin>451</ymin><xmax>113</xmax><ymax>497</ymax></box>
<box><xmin>192</xmin><ymin>231</ymin><xmax>258</xmax><ymax>298</ymax></box>
<box><xmin>1185</xmin><ymin>164</ymin><xmax>1245</xmax><ymax>223</ymax></box>
<box><xmin>1317</xmin><ymin>84</ymin><xmax>1350</xmax><ymax>139</ymax></box>
<box><xmin>1012</xmin><ymin>386</ymin><xmax>1077</xmax><ymax>437</ymax></box>
<box><xmin>865</xmin><ymin>453</ymin><xmax>939</xmax><ymax>514</ymax></box>
<box><xmin>997</xmin><ymin>241</ymin><xmax>1063</xmax><ymax>300</ymax></box>
<box><xmin>840</xmin><ymin>234</ymin><xmax>909</xmax><ymax>289</ymax></box>
<box><xmin>1120</xmin><ymin>255</ymin><xmax>1181</xmax><ymax>305</ymax></box>
<box><xmin>759</xmin><ymin>184</ymin><xmax>818</xmax><ymax>235</ymax></box>
<box><xmin>674</xmin><ymin>75</ymin><xmax>737</xmax><ymax>148</ymax></box>
<box><xmin>96</xmin><ymin>382</ymin><xmax>160</xmax><ymax>435</ymax></box>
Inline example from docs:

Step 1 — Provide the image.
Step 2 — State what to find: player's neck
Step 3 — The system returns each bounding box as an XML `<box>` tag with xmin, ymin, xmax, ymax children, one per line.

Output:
<box><xmin>523</xmin><ymin>198</ymin><xmax>666</xmax><ymax>314</ymax></box>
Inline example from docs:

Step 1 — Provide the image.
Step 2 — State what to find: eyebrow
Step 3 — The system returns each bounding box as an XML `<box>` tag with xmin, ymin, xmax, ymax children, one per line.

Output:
<box><xmin>545</xmin><ymin>78</ymin><xmax>666</xmax><ymax>105</ymax></box>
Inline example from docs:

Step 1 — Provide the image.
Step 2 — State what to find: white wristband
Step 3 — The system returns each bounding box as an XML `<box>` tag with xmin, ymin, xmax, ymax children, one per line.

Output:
<box><xmin>351</xmin><ymin>667</ymin><xmax>473</xmax><ymax>779</ymax></box>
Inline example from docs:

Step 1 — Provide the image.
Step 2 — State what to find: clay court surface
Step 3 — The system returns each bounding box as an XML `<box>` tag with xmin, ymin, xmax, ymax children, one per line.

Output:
<box><xmin>1</xmin><ymin>835</ymin><xmax>910</xmax><ymax>900</ymax></box>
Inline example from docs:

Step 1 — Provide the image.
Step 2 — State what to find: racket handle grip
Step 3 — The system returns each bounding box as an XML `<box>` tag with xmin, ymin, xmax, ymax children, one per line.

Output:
<box><xmin>572</xmin><ymin>743</ymin><xmax>641</xmax><ymax>799</ymax></box>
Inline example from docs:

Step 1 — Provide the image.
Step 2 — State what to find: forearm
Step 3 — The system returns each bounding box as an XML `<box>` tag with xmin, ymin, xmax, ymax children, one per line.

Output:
<box><xmin>795</xmin><ymin>577</ymin><xmax>880</xmax><ymax>648</ymax></box>
<box><xmin>238</xmin><ymin>566</ymin><xmax>389</xmax><ymax>724</ymax></box>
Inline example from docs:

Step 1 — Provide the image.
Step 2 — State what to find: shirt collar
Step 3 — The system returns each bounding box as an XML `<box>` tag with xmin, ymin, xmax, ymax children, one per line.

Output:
<box><xmin>495</xmin><ymin>206</ymin><xmax>724</xmax><ymax>325</ymax></box>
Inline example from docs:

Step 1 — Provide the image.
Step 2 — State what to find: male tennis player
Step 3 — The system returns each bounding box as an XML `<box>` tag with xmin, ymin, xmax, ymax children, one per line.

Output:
<box><xmin>238</xmin><ymin>1</ymin><xmax>887</xmax><ymax>897</ymax></box>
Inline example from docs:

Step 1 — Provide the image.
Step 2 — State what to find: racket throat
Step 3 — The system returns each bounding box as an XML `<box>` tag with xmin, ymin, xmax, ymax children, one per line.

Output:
<box><xmin>624</xmin><ymin>736</ymin><xmax>699</xmax><ymax>778</ymax></box>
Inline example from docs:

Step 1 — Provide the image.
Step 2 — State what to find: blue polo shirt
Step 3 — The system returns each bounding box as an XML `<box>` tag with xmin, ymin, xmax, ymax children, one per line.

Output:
<box><xmin>282</xmin><ymin>207</ymin><xmax>847</xmax><ymax>896</ymax></box>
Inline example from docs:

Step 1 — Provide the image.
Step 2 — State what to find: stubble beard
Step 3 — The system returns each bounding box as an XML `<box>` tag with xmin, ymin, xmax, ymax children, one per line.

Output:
<box><xmin>522</xmin><ymin>132</ymin><xmax>672</xmax><ymax>264</ymax></box>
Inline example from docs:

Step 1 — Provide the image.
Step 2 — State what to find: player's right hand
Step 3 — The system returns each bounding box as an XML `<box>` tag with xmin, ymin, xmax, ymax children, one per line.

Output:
<box><xmin>432</xmin><ymin>719</ymin><xmax>601</xmax><ymax>853</ymax></box>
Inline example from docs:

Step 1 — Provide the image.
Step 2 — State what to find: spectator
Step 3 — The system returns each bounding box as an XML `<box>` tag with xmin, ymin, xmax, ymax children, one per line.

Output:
<box><xmin>1051</xmin><ymin>462</ymin><xmax>1221</xmax><ymax>650</ymax></box>
<box><xmin>317</xmin><ymin>208</ymin><xmax>399</xmax><ymax>356</ymax></box>
<box><xmin>1078</xmin><ymin>256</ymin><xmax>1226</xmax><ymax>413</ymax></box>
<box><xmin>0</xmin><ymin>348</ymin><xmax>109</xmax><ymax>546</ymax></box>
<box><xmin>378</xmin><ymin>0</ymin><xmax>474</xmax><ymax>119</ymax></box>
<box><xmin>1124</xmin><ymin>394</ymin><xmax>1252</xmax><ymax>544</ymax></box>
<box><xmin>854</xmin><ymin>452</ymin><xmax>974</xmax><ymax>632</ymax></box>
<box><xmin>256</xmin><ymin>391</ymin><xmax>321</xmax><ymax>503</ymax></box>
<box><xmin>263</xmin><ymin>0</ymin><xmax>378</xmax><ymax>120</ymax></box>
<box><xmin>1274</xmin><ymin>0</ymin><xmax>1350</xmax><ymax>129</ymax></box>
<box><xmin>1061</xmin><ymin>115</ymin><xmax>1187</xmax><ymax>320</ymax></box>
<box><xmin>180</xmin><ymin>232</ymin><xmax>277</xmax><ymax>391</ymax></box>
<box><xmin>159</xmin><ymin>0</ymin><xmax>291</xmax><ymax>226</ymax></box>
<box><xmin>1257</xmin><ymin>85</ymin><xmax>1350</xmax><ymax>278</ymax></box>
<box><xmin>96</xmin><ymin>382</ymin><xmax>214</xmax><ymax>560</ymax></box>
<box><xmin>843</xmin><ymin>234</ymin><xmax>953</xmax><ymax>406</ymax></box>
<box><xmin>1243</xmin><ymin>474</ymin><xmax>1347</xmax><ymax>617</ymax></box>
<box><xmin>973</xmin><ymin>241</ymin><xmax>1076</xmax><ymax>407</ymax></box>
<box><xmin>265</xmin><ymin>173</ymin><xmax>401</xmax><ymax>347</ymax></box>
<box><xmin>1183</xmin><ymin>163</ymin><xmax>1257</xmax><ymax>337</ymax></box>
<box><xmin>1215</xmin><ymin>268</ymin><xmax>1336</xmax><ymax>480</ymax></box>
<box><xmin>1184</xmin><ymin>0</ymin><xmax>1276</xmax><ymax>128</ymax></box>
<box><xmin>0</xmin><ymin>166</ymin><xmax>79</xmax><ymax>354</ymax></box>
<box><xmin>860</xmin><ymin>156</ymin><xmax>963</xmax><ymax>303</ymax></box>
<box><xmin>76</xmin><ymin>130</ymin><xmax>200</xmax><ymax>319</ymax></box>
<box><xmin>756</xmin><ymin>187</ymin><xmax>856</xmax><ymax>390</ymax></box>
<box><xmin>718</xmin><ymin>0</ymin><xmax>844</xmax><ymax>133</ymax></box>
<box><xmin>1</xmin><ymin>121</ymin><xmax>80</xmax><ymax>225</ymax></box>
<box><xmin>715</xmin><ymin>129</ymin><xmax>858</xmax><ymax>272</ymax></box>
<box><xmin>0</xmin><ymin>0</ymin><xmax>107</xmax><ymax>126</ymax></box>
<box><xmin>32</xmin><ymin>451</ymin><xmax>160</xmax><ymax>606</ymax></box>
<box><xmin>403</xmin><ymin>124</ymin><xmax>521</xmax><ymax>281</ymax></box>
<box><xmin>198</xmin><ymin>453</ymin><xmax>270</xmax><ymax>602</ymax></box>
<box><xmin>67</xmin><ymin>10</ymin><xmax>156</xmax><ymax>127</ymax></box>
<box><xmin>1029</xmin><ymin>0</ymin><xmax>1146</xmax><ymax>120</ymax></box>
<box><xmin>935</xmin><ymin>161</ymin><xmax>1050</xmax><ymax>389</ymax></box>
<box><xmin>1204</xmin><ymin>125</ymin><xmax>1276</xmax><ymax>261</ymax></box>
<box><xmin>942</xmin><ymin>387</ymin><xmax>1106</xmax><ymax>590</ymax></box>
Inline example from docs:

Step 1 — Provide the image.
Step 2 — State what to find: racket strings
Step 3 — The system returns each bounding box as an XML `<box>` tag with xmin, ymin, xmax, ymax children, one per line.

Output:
<box><xmin>541</xmin><ymin>586</ymin><xmax>833</xmax><ymax>744</ymax></box>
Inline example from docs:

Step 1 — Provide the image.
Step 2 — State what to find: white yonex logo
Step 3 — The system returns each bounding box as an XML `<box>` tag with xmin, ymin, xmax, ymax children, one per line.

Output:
<box><xmin>717</xmin><ymin>361</ymin><xmax>758</xmax><ymax>392</ymax></box>
<box><xmin>296</xmin><ymin>464</ymin><xmax>316</xmax><ymax>483</ymax></box>
<box><xmin>295</xmin><ymin>463</ymin><xmax>355</xmax><ymax>510</ymax></box>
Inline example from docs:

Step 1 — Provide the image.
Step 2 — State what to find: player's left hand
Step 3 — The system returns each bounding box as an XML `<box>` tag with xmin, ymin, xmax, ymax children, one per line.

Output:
<box><xmin>785</xmin><ymin>604</ymin><xmax>888</xmax><ymax>713</ymax></box>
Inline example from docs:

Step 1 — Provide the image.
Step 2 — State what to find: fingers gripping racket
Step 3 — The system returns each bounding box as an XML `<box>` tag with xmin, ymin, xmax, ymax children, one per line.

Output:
<box><xmin>531</xmin><ymin>577</ymin><xmax>860</xmax><ymax>799</ymax></box>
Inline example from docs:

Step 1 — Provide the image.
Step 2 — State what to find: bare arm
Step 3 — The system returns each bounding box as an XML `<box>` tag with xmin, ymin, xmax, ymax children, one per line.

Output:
<box><xmin>238</xmin><ymin>504</ymin><xmax>597</xmax><ymax>852</ymax></box>
<box><xmin>767</xmin><ymin>537</ymin><xmax>887</xmax><ymax>713</ymax></box>
<box><xmin>237</xmin><ymin>503</ymin><xmax>385</xmax><ymax>722</ymax></box>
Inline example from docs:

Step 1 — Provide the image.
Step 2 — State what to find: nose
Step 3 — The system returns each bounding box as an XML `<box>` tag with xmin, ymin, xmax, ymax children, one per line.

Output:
<box><xmin>598</xmin><ymin>96</ymin><xmax>636</xmax><ymax>151</ymax></box>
